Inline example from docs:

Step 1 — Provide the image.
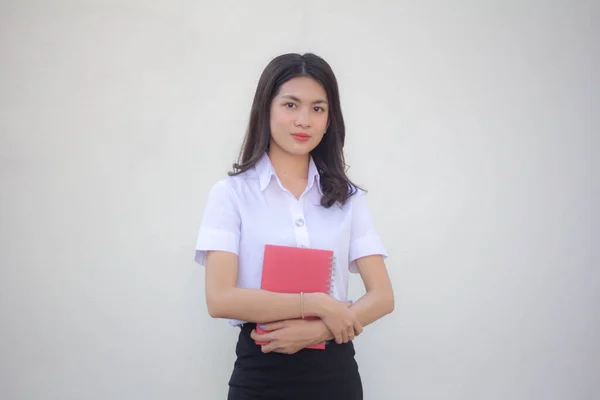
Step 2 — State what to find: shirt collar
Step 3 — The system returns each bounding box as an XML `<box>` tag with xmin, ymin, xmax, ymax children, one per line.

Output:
<box><xmin>256</xmin><ymin>152</ymin><xmax>323</xmax><ymax>195</ymax></box>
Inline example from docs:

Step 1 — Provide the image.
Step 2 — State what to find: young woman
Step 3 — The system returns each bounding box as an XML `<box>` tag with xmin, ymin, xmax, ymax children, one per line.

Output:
<box><xmin>194</xmin><ymin>53</ymin><xmax>394</xmax><ymax>400</ymax></box>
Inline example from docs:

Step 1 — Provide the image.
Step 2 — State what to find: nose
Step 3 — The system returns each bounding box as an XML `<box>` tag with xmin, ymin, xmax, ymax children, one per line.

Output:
<box><xmin>294</xmin><ymin>108</ymin><xmax>311</xmax><ymax>128</ymax></box>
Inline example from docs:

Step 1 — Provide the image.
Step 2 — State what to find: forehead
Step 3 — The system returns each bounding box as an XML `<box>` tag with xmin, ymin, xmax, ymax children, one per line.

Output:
<box><xmin>275</xmin><ymin>77</ymin><xmax>327</xmax><ymax>100</ymax></box>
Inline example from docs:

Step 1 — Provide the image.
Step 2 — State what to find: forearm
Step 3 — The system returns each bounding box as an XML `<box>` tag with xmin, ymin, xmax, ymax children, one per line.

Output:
<box><xmin>349</xmin><ymin>289</ymin><xmax>394</xmax><ymax>327</ymax></box>
<box><xmin>313</xmin><ymin>290</ymin><xmax>394</xmax><ymax>342</ymax></box>
<box><xmin>207</xmin><ymin>288</ymin><xmax>323</xmax><ymax>322</ymax></box>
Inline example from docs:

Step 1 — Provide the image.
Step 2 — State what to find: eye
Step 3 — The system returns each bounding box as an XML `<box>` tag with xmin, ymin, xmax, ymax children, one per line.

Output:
<box><xmin>313</xmin><ymin>106</ymin><xmax>325</xmax><ymax>112</ymax></box>
<box><xmin>285</xmin><ymin>103</ymin><xmax>296</xmax><ymax>108</ymax></box>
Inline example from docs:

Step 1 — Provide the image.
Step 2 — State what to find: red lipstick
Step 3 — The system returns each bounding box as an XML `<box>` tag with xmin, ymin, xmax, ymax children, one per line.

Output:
<box><xmin>291</xmin><ymin>133</ymin><xmax>311</xmax><ymax>142</ymax></box>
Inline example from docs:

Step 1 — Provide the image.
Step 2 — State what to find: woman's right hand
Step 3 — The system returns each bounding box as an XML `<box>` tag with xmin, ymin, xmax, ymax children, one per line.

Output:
<box><xmin>311</xmin><ymin>293</ymin><xmax>363</xmax><ymax>344</ymax></box>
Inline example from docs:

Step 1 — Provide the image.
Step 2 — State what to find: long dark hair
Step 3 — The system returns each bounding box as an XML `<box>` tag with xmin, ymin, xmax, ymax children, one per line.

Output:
<box><xmin>229</xmin><ymin>52</ymin><xmax>361</xmax><ymax>208</ymax></box>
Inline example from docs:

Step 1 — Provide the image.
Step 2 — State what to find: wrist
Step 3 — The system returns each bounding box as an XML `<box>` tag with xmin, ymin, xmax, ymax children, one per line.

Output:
<box><xmin>316</xmin><ymin>320</ymin><xmax>333</xmax><ymax>342</ymax></box>
<box><xmin>303</xmin><ymin>292</ymin><xmax>328</xmax><ymax>318</ymax></box>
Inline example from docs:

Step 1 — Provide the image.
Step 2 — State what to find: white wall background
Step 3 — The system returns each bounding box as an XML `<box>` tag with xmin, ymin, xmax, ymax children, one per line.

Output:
<box><xmin>1</xmin><ymin>1</ymin><xmax>597</xmax><ymax>399</ymax></box>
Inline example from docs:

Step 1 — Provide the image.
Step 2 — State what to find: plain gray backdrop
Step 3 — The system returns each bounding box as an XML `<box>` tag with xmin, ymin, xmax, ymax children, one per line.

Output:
<box><xmin>1</xmin><ymin>1</ymin><xmax>598</xmax><ymax>399</ymax></box>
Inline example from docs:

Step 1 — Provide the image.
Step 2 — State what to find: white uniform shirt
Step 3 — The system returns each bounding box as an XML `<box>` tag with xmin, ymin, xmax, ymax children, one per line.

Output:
<box><xmin>195</xmin><ymin>152</ymin><xmax>387</xmax><ymax>326</ymax></box>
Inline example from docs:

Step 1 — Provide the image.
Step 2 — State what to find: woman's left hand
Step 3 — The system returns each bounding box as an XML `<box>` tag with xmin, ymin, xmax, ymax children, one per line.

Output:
<box><xmin>250</xmin><ymin>319</ymin><xmax>326</xmax><ymax>354</ymax></box>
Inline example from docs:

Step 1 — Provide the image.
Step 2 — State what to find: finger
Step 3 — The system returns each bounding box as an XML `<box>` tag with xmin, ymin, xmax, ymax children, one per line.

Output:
<box><xmin>251</xmin><ymin>329</ymin><xmax>272</xmax><ymax>342</ymax></box>
<box><xmin>333</xmin><ymin>328</ymin><xmax>343</xmax><ymax>345</ymax></box>
<box><xmin>353</xmin><ymin>320</ymin><xmax>363</xmax><ymax>336</ymax></box>
<box><xmin>262</xmin><ymin>321</ymin><xmax>286</xmax><ymax>331</ymax></box>
<box><xmin>341</xmin><ymin>328</ymin><xmax>350</xmax><ymax>343</ymax></box>
<box><xmin>347</xmin><ymin>327</ymin><xmax>356</xmax><ymax>341</ymax></box>
<box><xmin>261</xmin><ymin>341</ymin><xmax>280</xmax><ymax>353</ymax></box>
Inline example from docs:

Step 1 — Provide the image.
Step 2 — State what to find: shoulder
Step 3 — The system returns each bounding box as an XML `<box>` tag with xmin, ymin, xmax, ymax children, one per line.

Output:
<box><xmin>345</xmin><ymin>184</ymin><xmax>372</xmax><ymax>218</ymax></box>
<box><xmin>207</xmin><ymin>169</ymin><xmax>260</xmax><ymax>201</ymax></box>
<box><xmin>325</xmin><ymin>183</ymin><xmax>365</xmax><ymax>213</ymax></box>
<box><xmin>347</xmin><ymin>184</ymin><xmax>366</xmax><ymax>204</ymax></box>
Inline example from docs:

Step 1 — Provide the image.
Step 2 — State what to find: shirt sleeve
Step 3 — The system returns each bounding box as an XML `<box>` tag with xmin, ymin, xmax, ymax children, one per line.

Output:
<box><xmin>194</xmin><ymin>180</ymin><xmax>241</xmax><ymax>267</ymax></box>
<box><xmin>348</xmin><ymin>189</ymin><xmax>388</xmax><ymax>273</ymax></box>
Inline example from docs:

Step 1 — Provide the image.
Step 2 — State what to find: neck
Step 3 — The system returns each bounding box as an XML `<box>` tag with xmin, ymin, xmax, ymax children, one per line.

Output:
<box><xmin>268</xmin><ymin>146</ymin><xmax>310</xmax><ymax>181</ymax></box>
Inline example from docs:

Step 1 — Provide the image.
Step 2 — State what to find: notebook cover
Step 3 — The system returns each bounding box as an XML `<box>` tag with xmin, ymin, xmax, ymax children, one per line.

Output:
<box><xmin>255</xmin><ymin>244</ymin><xmax>334</xmax><ymax>350</ymax></box>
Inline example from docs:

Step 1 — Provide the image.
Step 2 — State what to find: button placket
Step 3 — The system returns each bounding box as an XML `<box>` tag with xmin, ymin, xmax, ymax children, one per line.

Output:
<box><xmin>288</xmin><ymin>196</ymin><xmax>309</xmax><ymax>248</ymax></box>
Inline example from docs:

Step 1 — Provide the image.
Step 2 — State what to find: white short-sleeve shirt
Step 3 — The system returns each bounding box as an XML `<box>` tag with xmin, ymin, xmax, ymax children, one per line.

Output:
<box><xmin>195</xmin><ymin>153</ymin><xmax>387</xmax><ymax>326</ymax></box>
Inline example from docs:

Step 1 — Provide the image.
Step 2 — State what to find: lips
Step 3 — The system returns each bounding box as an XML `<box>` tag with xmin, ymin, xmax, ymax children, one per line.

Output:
<box><xmin>291</xmin><ymin>133</ymin><xmax>311</xmax><ymax>141</ymax></box>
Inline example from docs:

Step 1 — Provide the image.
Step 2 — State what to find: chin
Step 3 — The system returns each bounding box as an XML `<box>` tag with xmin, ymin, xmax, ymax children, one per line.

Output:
<box><xmin>270</xmin><ymin>138</ymin><xmax>318</xmax><ymax>157</ymax></box>
<box><xmin>284</xmin><ymin>147</ymin><xmax>312</xmax><ymax>157</ymax></box>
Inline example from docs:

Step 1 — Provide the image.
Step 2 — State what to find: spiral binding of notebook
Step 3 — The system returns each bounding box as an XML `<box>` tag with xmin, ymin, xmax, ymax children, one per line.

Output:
<box><xmin>327</xmin><ymin>254</ymin><xmax>336</xmax><ymax>296</ymax></box>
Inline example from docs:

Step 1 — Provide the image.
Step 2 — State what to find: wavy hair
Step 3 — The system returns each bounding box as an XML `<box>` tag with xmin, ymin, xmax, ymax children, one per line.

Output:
<box><xmin>229</xmin><ymin>53</ymin><xmax>361</xmax><ymax>207</ymax></box>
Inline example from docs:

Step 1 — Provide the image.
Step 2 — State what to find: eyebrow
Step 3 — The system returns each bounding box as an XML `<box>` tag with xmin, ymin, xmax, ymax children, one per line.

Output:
<box><xmin>280</xmin><ymin>94</ymin><xmax>328</xmax><ymax>105</ymax></box>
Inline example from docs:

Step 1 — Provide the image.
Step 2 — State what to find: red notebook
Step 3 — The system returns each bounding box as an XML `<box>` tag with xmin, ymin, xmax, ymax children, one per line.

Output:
<box><xmin>255</xmin><ymin>244</ymin><xmax>334</xmax><ymax>350</ymax></box>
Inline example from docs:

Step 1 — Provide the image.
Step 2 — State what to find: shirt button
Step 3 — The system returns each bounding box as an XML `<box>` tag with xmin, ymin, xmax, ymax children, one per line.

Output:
<box><xmin>295</xmin><ymin>218</ymin><xmax>305</xmax><ymax>227</ymax></box>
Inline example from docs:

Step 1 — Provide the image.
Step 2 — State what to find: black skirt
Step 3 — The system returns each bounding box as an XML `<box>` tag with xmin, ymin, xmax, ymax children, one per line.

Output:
<box><xmin>227</xmin><ymin>323</ymin><xmax>363</xmax><ymax>400</ymax></box>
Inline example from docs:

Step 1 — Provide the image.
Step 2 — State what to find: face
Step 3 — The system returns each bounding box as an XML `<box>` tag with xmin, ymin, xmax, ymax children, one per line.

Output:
<box><xmin>269</xmin><ymin>76</ymin><xmax>329</xmax><ymax>157</ymax></box>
